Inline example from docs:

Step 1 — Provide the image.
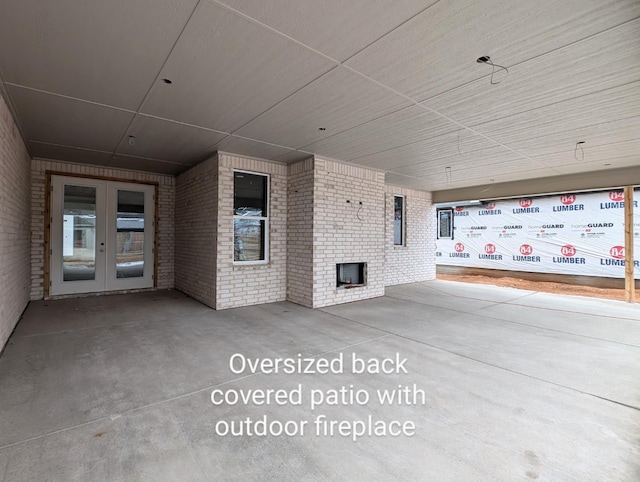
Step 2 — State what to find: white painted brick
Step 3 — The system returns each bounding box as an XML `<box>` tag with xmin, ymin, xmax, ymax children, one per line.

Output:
<box><xmin>384</xmin><ymin>186</ymin><xmax>436</xmax><ymax>286</ymax></box>
<box><xmin>0</xmin><ymin>94</ymin><xmax>31</xmax><ymax>351</ymax></box>
<box><xmin>175</xmin><ymin>156</ymin><xmax>217</xmax><ymax>308</ymax></box>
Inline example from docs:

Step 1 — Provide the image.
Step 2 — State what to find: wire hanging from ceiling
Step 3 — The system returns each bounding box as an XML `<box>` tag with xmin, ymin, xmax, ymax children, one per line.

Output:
<box><xmin>477</xmin><ymin>56</ymin><xmax>509</xmax><ymax>85</ymax></box>
<box><xmin>574</xmin><ymin>141</ymin><xmax>585</xmax><ymax>161</ymax></box>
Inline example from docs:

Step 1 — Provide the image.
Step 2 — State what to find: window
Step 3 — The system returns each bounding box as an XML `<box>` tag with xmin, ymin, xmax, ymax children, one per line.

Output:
<box><xmin>394</xmin><ymin>195</ymin><xmax>405</xmax><ymax>246</ymax></box>
<box><xmin>233</xmin><ymin>171</ymin><xmax>269</xmax><ymax>263</ymax></box>
<box><xmin>437</xmin><ymin>209</ymin><xmax>453</xmax><ymax>239</ymax></box>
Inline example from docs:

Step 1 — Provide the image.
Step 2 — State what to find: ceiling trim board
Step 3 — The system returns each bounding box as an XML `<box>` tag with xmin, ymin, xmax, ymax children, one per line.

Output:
<box><xmin>210</xmin><ymin>0</ymin><xmax>340</xmax><ymax>65</ymax></box>
<box><xmin>136</xmin><ymin>113</ymin><xmax>230</xmax><ymax>135</ymax></box>
<box><xmin>112</xmin><ymin>152</ymin><xmax>191</xmax><ymax>167</ymax></box>
<box><xmin>30</xmin><ymin>140</ymin><xmax>113</xmax><ymax>155</ymax></box>
<box><xmin>4</xmin><ymin>83</ymin><xmax>137</xmax><ymax>114</ymax></box>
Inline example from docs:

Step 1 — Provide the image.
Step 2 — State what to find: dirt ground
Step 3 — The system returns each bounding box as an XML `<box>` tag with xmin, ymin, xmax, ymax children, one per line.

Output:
<box><xmin>437</xmin><ymin>273</ymin><xmax>629</xmax><ymax>302</ymax></box>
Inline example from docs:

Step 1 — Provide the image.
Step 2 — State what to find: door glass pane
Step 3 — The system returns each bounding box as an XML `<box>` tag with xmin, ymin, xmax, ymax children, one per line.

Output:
<box><xmin>117</xmin><ymin>190</ymin><xmax>145</xmax><ymax>278</ymax></box>
<box><xmin>63</xmin><ymin>185</ymin><xmax>96</xmax><ymax>281</ymax></box>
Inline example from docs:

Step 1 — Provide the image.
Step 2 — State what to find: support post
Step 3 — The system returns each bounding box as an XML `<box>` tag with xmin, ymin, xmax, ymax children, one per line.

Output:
<box><xmin>624</xmin><ymin>186</ymin><xmax>635</xmax><ymax>303</ymax></box>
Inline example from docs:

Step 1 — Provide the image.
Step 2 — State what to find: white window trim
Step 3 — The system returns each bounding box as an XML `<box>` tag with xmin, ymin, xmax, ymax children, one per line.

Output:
<box><xmin>393</xmin><ymin>195</ymin><xmax>406</xmax><ymax>247</ymax></box>
<box><xmin>233</xmin><ymin>169</ymin><xmax>270</xmax><ymax>265</ymax></box>
<box><xmin>437</xmin><ymin>208</ymin><xmax>454</xmax><ymax>239</ymax></box>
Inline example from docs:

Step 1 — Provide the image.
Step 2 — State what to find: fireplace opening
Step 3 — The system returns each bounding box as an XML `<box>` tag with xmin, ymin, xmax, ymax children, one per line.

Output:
<box><xmin>336</xmin><ymin>263</ymin><xmax>366</xmax><ymax>288</ymax></box>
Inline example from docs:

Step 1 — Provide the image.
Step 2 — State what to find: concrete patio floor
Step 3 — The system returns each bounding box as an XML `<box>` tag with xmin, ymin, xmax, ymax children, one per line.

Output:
<box><xmin>0</xmin><ymin>280</ymin><xmax>638</xmax><ymax>481</ymax></box>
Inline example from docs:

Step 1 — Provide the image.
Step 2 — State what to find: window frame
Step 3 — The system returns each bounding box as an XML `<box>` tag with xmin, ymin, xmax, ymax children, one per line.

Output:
<box><xmin>393</xmin><ymin>195</ymin><xmax>406</xmax><ymax>246</ymax></box>
<box><xmin>437</xmin><ymin>208</ymin><xmax>454</xmax><ymax>239</ymax></box>
<box><xmin>232</xmin><ymin>169</ymin><xmax>270</xmax><ymax>265</ymax></box>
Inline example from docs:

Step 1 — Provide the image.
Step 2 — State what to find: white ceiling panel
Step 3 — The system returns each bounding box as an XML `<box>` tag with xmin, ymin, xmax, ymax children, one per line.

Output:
<box><xmin>300</xmin><ymin>105</ymin><xmax>459</xmax><ymax>161</ymax></box>
<box><xmin>425</xmin><ymin>19</ymin><xmax>640</xmax><ymax>127</ymax></box>
<box><xmin>531</xmin><ymin>139</ymin><xmax>640</xmax><ymax>168</ymax></box>
<box><xmin>352</xmin><ymin>130</ymin><xmax>502</xmax><ymax>170</ymax></box>
<box><xmin>110</xmin><ymin>155</ymin><xmax>189</xmax><ymax>175</ymax></box>
<box><xmin>389</xmin><ymin>147</ymin><xmax>529</xmax><ymax>178</ymax></box>
<box><xmin>29</xmin><ymin>142</ymin><xmax>112</xmax><ymax>166</ymax></box>
<box><xmin>234</xmin><ymin>67</ymin><xmax>412</xmax><ymax>148</ymax></box>
<box><xmin>496</xmin><ymin>117</ymin><xmax>640</xmax><ymax>159</ymax></box>
<box><xmin>387</xmin><ymin>165</ymin><xmax>559</xmax><ymax>192</ymax></box>
<box><xmin>345</xmin><ymin>0</ymin><xmax>640</xmax><ymax>102</ymax></box>
<box><xmin>115</xmin><ymin>115</ymin><xmax>227</xmax><ymax>163</ymax></box>
<box><xmin>473</xmin><ymin>82</ymin><xmax>640</xmax><ymax>143</ymax></box>
<box><xmin>214</xmin><ymin>0</ymin><xmax>437</xmax><ymax>62</ymax></box>
<box><xmin>7</xmin><ymin>86</ymin><xmax>134</xmax><ymax>152</ymax></box>
<box><xmin>0</xmin><ymin>0</ymin><xmax>198</xmax><ymax>110</ymax></box>
<box><xmin>140</xmin><ymin>1</ymin><xmax>336</xmax><ymax>133</ymax></box>
<box><xmin>385</xmin><ymin>172</ymin><xmax>432</xmax><ymax>189</ymax></box>
<box><xmin>0</xmin><ymin>1</ymin><xmax>637</xmax><ymax>194</ymax></box>
<box><xmin>213</xmin><ymin>136</ymin><xmax>295</xmax><ymax>162</ymax></box>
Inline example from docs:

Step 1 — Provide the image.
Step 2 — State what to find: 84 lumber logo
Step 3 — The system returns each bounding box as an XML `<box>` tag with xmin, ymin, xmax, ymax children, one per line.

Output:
<box><xmin>479</xmin><ymin>243</ymin><xmax>502</xmax><ymax>260</ymax></box>
<box><xmin>513</xmin><ymin>244</ymin><xmax>540</xmax><ymax>262</ymax></box>
<box><xmin>450</xmin><ymin>243</ymin><xmax>469</xmax><ymax>258</ymax></box>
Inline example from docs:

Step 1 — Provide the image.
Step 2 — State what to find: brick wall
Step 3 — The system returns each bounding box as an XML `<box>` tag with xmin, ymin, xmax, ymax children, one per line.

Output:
<box><xmin>384</xmin><ymin>186</ymin><xmax>436</xmax><ymax>286</ymax></box>
<box><xmin>312</xmin><ymin>158</ymin><xmax>386</xmax><ymax>308</ymax></box>
<box><xmin>286</xmin><ymin>158</ymin><xmax>314</xmax><ymax>307</ymax></box>
<box><xmin>30</xmin><ymin>159</ymin><xmax>175</xmax><ymax>299</ymax></box>
<box><xmin>0</xmin><ymin>94</ymin><xmax>31</xmax><ymax>351</ymax></box>
<box><xmin>216</xmin><ymin>154</ymin><xmax>287</xmax><ymax>309</ymax></box>
<box><xmin>175</xmin><ymin>155</ymin><xmax>217</xmax><ymax>307</ymax></box>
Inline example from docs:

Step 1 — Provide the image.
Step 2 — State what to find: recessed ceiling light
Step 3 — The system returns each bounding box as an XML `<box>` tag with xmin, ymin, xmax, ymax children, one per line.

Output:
<box><xmin>162</xmin><ymin>78</ymin><xmax>173</xmax><ymax>84</ymax></box>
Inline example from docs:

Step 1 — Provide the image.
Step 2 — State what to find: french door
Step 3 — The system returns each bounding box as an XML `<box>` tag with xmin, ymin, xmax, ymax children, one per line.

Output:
<box><xmin>50</xmin><ymin>175</ymin><xmax>155</xmax><ymax>296</ymax></box>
